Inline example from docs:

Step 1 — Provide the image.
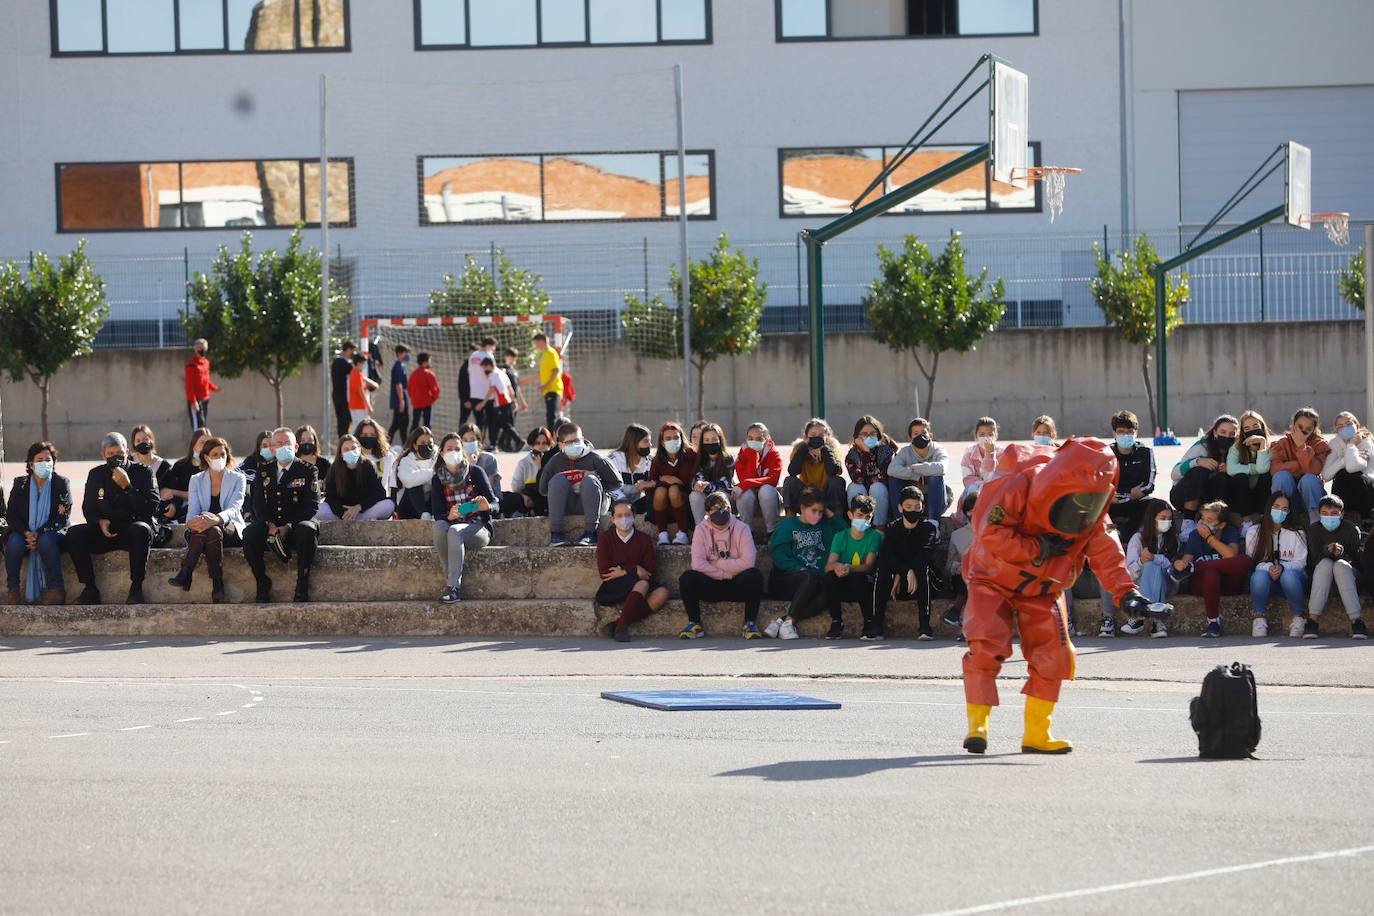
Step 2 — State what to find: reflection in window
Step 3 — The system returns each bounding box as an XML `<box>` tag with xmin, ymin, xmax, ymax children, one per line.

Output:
<box><xmin>418</xmin><ymin>0</ymin><xmax>709</xmax><ymax>47</ymax></box>
<box><xmin>419</xmin><ymin>151</ymin><xmax>714</xmax><ymax>224</ymax></box>
<box><xmin>53</xmin><ymin>0</ymin><xmax>349</xmax><ymax>54</ymax></box>
<box><xmin>780</xmin><ymin>143</ymin><xmax>1039</xmax><ymax>216</ymax></box>
<box><xmin>58</xmin><ymin>159</ymin><xmax>354</xmax><ymax>231</ymax></box>
<box><xmin>779</xmin><ymin>0</ymin><xmax>1035</xmax><ymax>38</ymax></box>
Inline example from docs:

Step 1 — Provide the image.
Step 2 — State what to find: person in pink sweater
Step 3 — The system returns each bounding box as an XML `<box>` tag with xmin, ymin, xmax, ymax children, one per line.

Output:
<box><xmin>676</xmin><ymin>491</ymin><xmax>767</xmax><ymax>639</ymax></box>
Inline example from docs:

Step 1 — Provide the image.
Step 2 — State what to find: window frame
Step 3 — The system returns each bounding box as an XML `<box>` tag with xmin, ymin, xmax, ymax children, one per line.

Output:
<box><xmin>54</xmin><ymin>156</ymin><xmax>357</xmax><ymax>233</ymax></box>
<box><xmin>50</xmin><ymin>0</ymin><xmax>352</xmax><ymax>57</ymax></box>
<box><xmin>775</xmin><ymin>141</ymin><xmax>1042</xmax><ymax>219</ymax></box>
<box><xmin>417</xmin><ymin>148</ymin><xmax>716</xmax><ymax>226</ymax></box>
<box><xmin>773</xmin><ymin>0</ymin><xmax>1038</xmax><ymax>42</ymax></box>
<box><xmin>413</xmin><ymin>0</ymin><xmax>713</xmax><ymax>51</ymax></box>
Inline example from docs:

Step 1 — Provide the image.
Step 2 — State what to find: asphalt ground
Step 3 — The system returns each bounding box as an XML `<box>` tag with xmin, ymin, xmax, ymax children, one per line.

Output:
<box><xmin>2</xmin><ymin>637</ymin><xmax>1371</xmax><ymax>915</ymax></box>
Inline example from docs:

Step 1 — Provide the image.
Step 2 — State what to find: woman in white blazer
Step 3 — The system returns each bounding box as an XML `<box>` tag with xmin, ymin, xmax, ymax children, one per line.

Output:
<box><xmin>169</xmin><ymin>436</ymin><xmax>246</xmax><ymax>603</ymax></box>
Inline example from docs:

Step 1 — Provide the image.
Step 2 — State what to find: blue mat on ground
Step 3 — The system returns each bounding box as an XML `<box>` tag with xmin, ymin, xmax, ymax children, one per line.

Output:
<box><xmin>601</xmin><ymin>689</ymin><xmax>841</xmax><ymax>711</ymax></box>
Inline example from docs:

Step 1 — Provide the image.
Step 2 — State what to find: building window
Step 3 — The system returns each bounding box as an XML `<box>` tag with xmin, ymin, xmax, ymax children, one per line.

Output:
<box><xmin>777</xmin><ymin>0</ymin><xmax>1035</xmax><ymax>40</ymax></box>
<box><xmin>419</xmin><ymin>150</ymin><xmax>714</xmax><ymax>224</ymax></box>
<box><xmin>51</xmin><ymin>0</ymin><xmax>350</xmax><ymax>55</ymax></box>
<box><xmin>416</xmin><ymin>0</ymin><xmax>710</xmax><ymax>48</ymax></box>
<box><xmin>56</xmin><ymin>158</ymin><xmax>354</xmax><ymax>231</ymax></box>
<box><xmin>778</xmin><ymin>143</ymin><xmax>1039</xmax><ymax>217</ymax></box>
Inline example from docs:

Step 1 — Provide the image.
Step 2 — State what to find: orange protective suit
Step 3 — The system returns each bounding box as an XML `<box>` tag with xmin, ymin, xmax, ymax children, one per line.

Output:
<box><xmin>961</xmin><ymin>438</ymin><xmax>1136</xmax><ymax>706</ymax></box>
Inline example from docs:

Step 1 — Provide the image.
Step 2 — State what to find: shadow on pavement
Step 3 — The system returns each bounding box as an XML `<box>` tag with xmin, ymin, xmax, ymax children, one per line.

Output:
<box><xmin>716</xmin><ymin>753</ymin><xmax>1037</xmax><ymax>781</ymax></box>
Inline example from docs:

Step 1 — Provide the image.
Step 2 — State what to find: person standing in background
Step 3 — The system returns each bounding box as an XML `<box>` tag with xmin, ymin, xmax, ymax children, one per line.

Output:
<box><xmin>330</xmin><ymin>341</ymin><xmax>358</xmax><ymax>442</ymax></box>
<box><xmin>534</xmin><ymin>332</ymin><xmax>563</xmax><ymax>431</ymax></box>
<box><xmin>387</xmin><ymin>344</ymin><xmax>411</xmax><ymax>445</ymax></box>
<box><xmin>347</xmin><ymin>353</ymin><xmax>377</xmax><ymax>428</ymax></box>
<box><xmin>183</xmin><ymin>338</ymin><xmax>220</xmax><ymax>431</ymax></box>
<box><xmin>464</xmin><ymin>336</ymin><xmax>497</xmax><ymax>437</ymax></box>
<box><xmin>408</xmin><ymin>352</ymin><xmax>440</xmax><ymax>433</ymax></box>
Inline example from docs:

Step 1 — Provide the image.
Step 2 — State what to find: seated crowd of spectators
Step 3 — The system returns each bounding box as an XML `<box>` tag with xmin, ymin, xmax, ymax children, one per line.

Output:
<box><xmin>3</xmin><ymin>405</ymin><xmax>1371</xmax><ymax>643</ymax></box>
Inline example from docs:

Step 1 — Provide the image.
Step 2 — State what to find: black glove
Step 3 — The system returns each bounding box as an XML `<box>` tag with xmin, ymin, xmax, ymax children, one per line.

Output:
<box><xmin>1120</xmin><ymin>590</ymin><xmax>1151</xmax><ymax>617</ymax></box>
<box><xmin>1036</xmin><ymin>534</ymin><xmax>1070</xmax><ymax>563</ymax></box>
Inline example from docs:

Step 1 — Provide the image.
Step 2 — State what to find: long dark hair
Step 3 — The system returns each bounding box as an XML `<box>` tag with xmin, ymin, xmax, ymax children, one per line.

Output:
<box><xmin>1138</xmin><ymin>498</ymin><xmax>1179</xmax><ymax>558</ymax></box>
<box><xmin>1203</xmin><ymin>414</ymin><xmax>1239</xmax><ymax>462</ymax></box>
<box><xmin>655</xmin><ymin>421</ymin><xmax>690</xmax><ymax>464</ymax></box>
<box><xmin>1253</xmin><ymin>491</ymin><xmax>1302</xmax><ymax>564</ymax></box>
<box><xmin>329</xmin><ymin>434</ymin><xmax>368</xmax><ymax>494</ymax></box>
<box><xmin>695</xmin><ymin>422</ymin><xmax>732</xmax><ymax>479</ymax></box>
<box><xmin>401</xmin><ymin>426</ymin><xmax>434</xmax><ymax>460</ymax></box>
<box><xmin>617</xmin><ymin>423</ymin><xmax>652</xmax><ymax>465</ymax></box>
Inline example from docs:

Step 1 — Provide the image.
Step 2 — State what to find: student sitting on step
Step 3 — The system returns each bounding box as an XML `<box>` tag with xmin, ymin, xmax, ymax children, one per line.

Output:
<box><xmin>596</xmin><ymin>500</ymin><xmax>669</xmax><ymax>642</ymax></box>
<box><xmin>764</xmin><ymin>487</ymin><xmax>844</xmax><ymax>640</ymax></box>
<box><xmin>687</xmin><ymin>422</ymin><xmax>735</xmax><ymax>526</ymax></box>
<box><xmin>538</xmin><ymin>422</ymin><xmax>622</xmax><ymax>547</ymax></box>
<box><xmin>677</xmin><ymin>491</ymin><xmax>766</xmax><ymax>640</ymax></box>
<box><xmin>506</xmin><ymin>427</ymin><xmax>552</xmax><ymax>518</ymax></box>
<box><xmin>1306</xmin><ymin>495</ymin><xmax>1366</xmax><ymax>639</ymax></box>
<box><xmin>872</xmin><ymin>486</ymin><xmax>939</xmax><ymax>641</ymax></box>
<box><xmin>395</xmin><ymin>426</ymin><xmax>437</xmax><ymax>520</ymax></box>
<box><xmin>1176</xmin><ymin>499</ymin><xmax>1247</xmax><ymax>638</ymax></box>
<box><xmin>942</xmin><ymin>490</ymin><xmax>978</xmax><ymax>635</ymax></box>
<box><xmin>317</xmin><ymin>435</ymin><xmax>396</xmax><ymax>521</ymax></box>
<box><xmin>1109</xmin><ymin>498</ymin><xmax>1183</xmax><ymax>639</ymax></box>
<box><xmin>430</xmin><ymin>434</ymin><xmax>496</xmax><ymax>604</ymax></box>
<box><xmin>821</xmin><ymin>494</ymin><xmax>882</xmax><ymax>641</ymax></box>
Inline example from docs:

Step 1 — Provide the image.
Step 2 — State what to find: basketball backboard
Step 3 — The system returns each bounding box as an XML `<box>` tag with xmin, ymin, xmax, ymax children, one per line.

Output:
<box><xmin>991</xmin><ymin>61</ymin><xmax>1029</xmax><ymax>190</ymax></box>
<box><xmin>1285</xmin><ymin>141</ymin><xmax>1311</xmax><ymax>228</ymax></box>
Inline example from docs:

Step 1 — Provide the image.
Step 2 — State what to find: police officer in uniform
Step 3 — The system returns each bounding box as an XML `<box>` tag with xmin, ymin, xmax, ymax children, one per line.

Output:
<box><xmin>68</xmin><ymin>432</ymin><xmax>159</xmax><ymax>605</ymax></box>
<box><xmin>242</xmin><ymin>427</ymin><xmax>321</xmax><ymax>603</ymax></box>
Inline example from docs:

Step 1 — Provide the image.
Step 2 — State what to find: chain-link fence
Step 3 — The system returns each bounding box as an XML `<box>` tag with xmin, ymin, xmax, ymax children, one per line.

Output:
<box><xmin>4</xmin><ymin>219</ymin><xmax>1364</xmax><ymax>351</ymax></box>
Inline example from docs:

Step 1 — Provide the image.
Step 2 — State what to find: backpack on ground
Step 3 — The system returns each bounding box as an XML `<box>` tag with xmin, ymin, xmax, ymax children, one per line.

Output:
<box><xmin>1190</xmin><ymin>662</ymin><xmax>1261</xmax><ymax>759</ymax></box>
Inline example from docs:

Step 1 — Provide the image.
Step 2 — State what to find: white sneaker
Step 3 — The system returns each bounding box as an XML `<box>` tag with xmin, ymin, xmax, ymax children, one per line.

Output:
<box><xmin>778</xmin><ymin>619</ymin><xmax>800</xmax><ymax>640</ymax></box>
<box><xmin>763</xmin><ymin>617</ymin><xmax>784</xmax><ymax>639</ymax></box>
<box><xmin>1119</xmin><ymin>617</ymin><xmax>1148</xmax><ymax>636</ymax></box>
<box><xmin>672</xmin><ymin>531</ymin><xmax>690</xmax><ymax>545</ymax></box>
<box><xmin>657</xmin><ymin>531</ymin><xmax>670</xmax><ymax>545</ymax></box>
<box><xmin>1287</xmin><ymin>617</ymin><xmax>1305</xmax><ymax>639</ymax></box>
<box><xmin>1151</xmin><ymin>621</ymin><xmax>1168</xmax><ymax>639</ymax></box>
<box><xmin>1253</xmin><ymin>617</ymin><xmax>1268</xmax><ymax>638</ymax></box>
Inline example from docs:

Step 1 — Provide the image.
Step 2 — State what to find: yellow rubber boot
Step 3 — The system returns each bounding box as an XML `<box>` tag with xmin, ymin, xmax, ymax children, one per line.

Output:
<box><xmin>963</xmin><ymin>704</ymin><xmax>991</xmax><ymax>754</ymax></box>
<box><xmin>1021</xmin><ymin>696</ymin><xmax>1073</xmax><ymax>754</ymax></box>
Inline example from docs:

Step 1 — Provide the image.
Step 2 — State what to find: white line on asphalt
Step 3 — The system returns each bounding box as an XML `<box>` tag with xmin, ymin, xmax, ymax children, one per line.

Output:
<box><xmin>917</xmin><ymin>844</ymin><xmax>1374</xmax><ymax>916</ymax></box>
<box><xmin>241</xmin><ymin>703</ymin><xmax>256</xmax><ymax>708</ymax></box>
<box><xmin>176</xmin><ymin>717</ymin><xmax>202</xmax><ymax>722</ymax></box>
<box><xmin>215</xmin><ymin>711</ymin><xmax>236</xmax><ymax>716</ymax></box>
<box><xmin>48</xmin><ymin>733</ymin><xmax>90</xmax><ymax>739</ymax></box>
<box><xmin>119</xmin><ymin>725</ymin><xmax>153</xmax><ymax>731</ymax></box>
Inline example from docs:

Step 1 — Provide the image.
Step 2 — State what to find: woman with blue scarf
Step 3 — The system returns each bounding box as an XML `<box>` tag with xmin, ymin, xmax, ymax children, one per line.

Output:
<box><xmin>4</xmin><ymin>441</ymin><xmax>73</xmax><ymax>605</ymax></box>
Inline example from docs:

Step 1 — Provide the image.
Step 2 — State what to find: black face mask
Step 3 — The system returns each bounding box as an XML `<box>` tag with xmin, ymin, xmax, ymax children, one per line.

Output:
<box><xmin>807</xmin><ymin>436</ymin><xmax>824</xmax><ymax>449</ymax></box>
<box><xmin>1241</xmin><ymin>428</ymin><xmax>1263</xmax><ymax>440</ymax></box>
<box><xmin>902</xmin><ymin>509</ymin><xmax>925</xmax><ymax>524</ymax></box>
<box><xmin>298</xmin><ymin>442</ymin><xmax>318</xmax><ymax>456</ymax></box>
<box><xmin>709</xmin><ymin>509</ymin><xmax>732</xmax><ymax>526</ymax></box>
<box><xmin>133</xmin><ymin>442</ymin><xmax>153</xmax><ymax>455</ymax></box>
<box><xmin>531</xmin><ymin>449</ymin><xmax>545</xmax><ymax>459</ymax></box>
<box><xmin>702</xmin><ymin>442</ymin><xmax>721</xmax><ymax>455</ymax></box>
<box><xmin>359</xmin><ymin>436</ymin><xmax>379</xmax><ymax>450</ymax></box>
<box><xmin>637</xmin><ymin>446</ymin><xmax>651</xmax><ymax>458</ymax></box>
<box><xmin>912</xmin><ymin>434</ymin><xmax>931</xmax><ymax>449</ymax></box>
<box><xmin>1214</xmin><ymin>435</ymin><xmax>1236</xmax><ymax>450</ymax></box>
<box><xmin>106</xmin><ymin>455</ymin><xmax>124</xmax><ymax>468</ymax></box>
<box><xmin>418</xmin><ymin>444</ymin><xmax>436</xmax><ymax>460</ymax></box>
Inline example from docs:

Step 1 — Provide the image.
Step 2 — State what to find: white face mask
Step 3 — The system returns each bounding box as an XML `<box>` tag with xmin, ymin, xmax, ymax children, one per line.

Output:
<box><xmin>442</xmin><ymin>450</ymin><xmax>463</xmax><ymax>468</ymax></box>
<box><xmin>978</xmin><ymin>435</ymin><xmax>997</xmax><ymax>449</ymax></box>
<box><xmin>614</xmin><ymin>516</ymin><xmax>635</xmax><ymax>532</ymax></box>
<box><xmin>1156</xmin><ymin>518</ymin><xmax>1172</xmax><ymax>533</ymax></box>
<box><xmin>208</xmin><ymin>457</ymin><xmax>227</xmax><ymax>473</ymax></box>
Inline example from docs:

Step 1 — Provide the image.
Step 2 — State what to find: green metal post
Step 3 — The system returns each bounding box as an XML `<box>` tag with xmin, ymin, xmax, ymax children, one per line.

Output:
<box><xmin>804</xmin><ymin>232</ymin><xmax>826</xmax><ymax>418</ymax></box>
<box><xmin>1154</xmin><ymin>269</ymin><xmax>1168</xmax><ymax>435</ymax></box>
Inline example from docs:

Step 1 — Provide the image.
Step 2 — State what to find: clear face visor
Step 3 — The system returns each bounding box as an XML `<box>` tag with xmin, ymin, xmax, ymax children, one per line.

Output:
<box><xmin>1047</xmin><ymin>490</ymin><xmax>1112</xmax><ymax>535</ymax></box>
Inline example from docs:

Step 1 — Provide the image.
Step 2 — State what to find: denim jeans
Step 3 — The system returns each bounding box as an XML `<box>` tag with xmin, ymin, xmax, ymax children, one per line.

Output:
<box><xmin>1250</xmin><ymin>565</ymin><xmax>1306</xmax><ymax>618</ymax></box>
<box><xmin>1270</xmin><ymin>470</ymin><xmax>1326</xmax><ymax>522</ymax></box>
<box><xmin>846</xmin><ymin>481</ymin><xmax>889</xmax><ymax>526</ymax></box>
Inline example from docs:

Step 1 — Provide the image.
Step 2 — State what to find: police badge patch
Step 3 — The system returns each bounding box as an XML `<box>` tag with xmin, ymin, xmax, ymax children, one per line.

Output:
<box><xmin>987</xmin><ymin>505</ymin><xmax>1005</xmax><ymax>525</ymax></box>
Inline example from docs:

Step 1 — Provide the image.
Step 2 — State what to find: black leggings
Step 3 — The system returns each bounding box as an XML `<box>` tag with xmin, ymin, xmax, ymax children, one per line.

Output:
<box><xmin>824</xmin><ymin>571</ymin><xmax>873</xmax><ymax>623</ymax></box>
<box><xmin>678</xmin><ymin>568</ymin><xmax>765</xmax><ymax>624</ymax></box>
<box><xmin>875</xmin><ymin>564</ymin><xmax>930</xmax><ymax>628</ymax></box>
<box><xmin>768</xmin><ymin>568</ymin><xmax>827</xmax><ymax>621</ymax></box>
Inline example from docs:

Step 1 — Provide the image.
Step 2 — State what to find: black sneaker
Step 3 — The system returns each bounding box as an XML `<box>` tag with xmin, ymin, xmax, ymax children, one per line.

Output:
<box><xmin>859</xmin><ymin>622</ymin><xmax>883</xmax><ymax>641</ymax></box>
<box><xmin>1202</xmin><ymin>619</ymin><xmax>1221</xmax><ymax>638</ymax></box>
<box><xmin>76</xmin><ymin>585</ymin><xmax>102</xmax><ymax>606</ymax></box>
<box><xmin>825</xmin><ymin>620</ymin><xmax>844</xmax><ymax>639</ymax></box>
<box><xmin>440</xmin><ymin>587</ymin><xmax>462</xmax><ymax>604</ymax></box>
<box><xmin>292</xmin><ymin>579</ymin><xmax>310</xmax><ymax>603</ymax></box>
<box><xmin>941</xmin><ymin>607</ymin><xmax>962</xmax><ymax>629</ymax></box>
<box><xmin>255</xmin><ymin>577</ymin><xmax>273</xmax><ymax>604</ymax></box>
<box><xmin>1354</xmin><ymin>618</ymin><xmax>1368</xmax><ymax>640</ymax></box>
<box><xmin>1119</xmin><ymin>617</ymin><xmax>1147</xmax><ymax>636</ymax></box>
<box><xmin>125</xmin><ymin>584</ymin><xmax>145</xmax><ymax>605</ymax></box>
<box><xmin>549</xmin><ymin>532</ymin><xmax>571</xmax><ymax>547</ymax></box>
<box><xmin>575</xmin><ymin>534</ymin><xmax>597</xmax><ymax>547</ymax></box>
<box><xmin>917</xmin><ymin>623</ymin><xmax>934</xmax><ymax>641</ymax></box>
<box><xmin>1303</xmin><ymin>618</ymin><xmax>1319</xmax><ymax>639</ymax></box>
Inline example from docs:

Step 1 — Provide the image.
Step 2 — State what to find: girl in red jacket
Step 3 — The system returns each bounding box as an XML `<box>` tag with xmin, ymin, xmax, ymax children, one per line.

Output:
<box><xmin>649</xmin><ymin>421</ymin><xmax>697</xmax><ymax>545</ymax></box>
<box><xmin>734</xmin><ymin>421</ymin><xmax>783</xmax><ymax>534</ymax></box>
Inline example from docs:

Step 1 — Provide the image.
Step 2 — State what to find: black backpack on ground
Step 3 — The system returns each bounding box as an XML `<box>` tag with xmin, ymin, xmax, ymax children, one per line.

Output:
<box><xmin>1190</xmin><ymin>662</ymin><xmax>1261</xmax><ymax>759</ymax></box>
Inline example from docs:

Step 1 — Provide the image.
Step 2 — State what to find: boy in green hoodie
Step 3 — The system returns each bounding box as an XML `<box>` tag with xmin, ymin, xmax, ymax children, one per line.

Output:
<box><xmin>765</xmin><ymin>488</ymin><xmax>844</xmax><ymax>640</ymax></box>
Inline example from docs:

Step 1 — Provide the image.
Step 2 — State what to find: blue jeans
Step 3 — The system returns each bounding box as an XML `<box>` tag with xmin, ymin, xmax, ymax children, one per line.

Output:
<box><xmin>4</xmin><ymin>530</ymin><xmax>65</xmax><ymax>590</ymax></box>
<box><xmin>887</xmin><ymin>476</ymin><xmax>947</xmax><ymax>526</ymax></box>
<box><xmin>1270</xmin><ymin>470</ymin><xmax>1325</xmax><ymax>520</ymax></box>
<box><xmin>1136</xmin><ymin>562</ymin><xmax>1179</xmax><ymax>604</ymax></box>
<box><xmin>1250</xmin><ymin>565</ymin><xmax>1306</xmax><ymax>618</ymax></box>
<box><xmin>847</xmin><ymin>482</ymin><xmax>889</xmax><ymax>526</ymax></box>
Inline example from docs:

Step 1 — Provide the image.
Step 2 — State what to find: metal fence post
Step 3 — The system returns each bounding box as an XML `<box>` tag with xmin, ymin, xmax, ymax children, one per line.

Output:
<box><xmin>1258</xmin><ymin>225</ymin><xmax>1265</xmax><ymax>321</ymax></box>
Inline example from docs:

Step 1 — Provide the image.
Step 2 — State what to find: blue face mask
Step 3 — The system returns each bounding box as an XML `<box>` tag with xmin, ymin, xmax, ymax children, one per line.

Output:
<box><xmin>562</xmin><ymin>441</ymin><xmax>586</xmax><ymax>459</ymax></box>
<box><xmin>341</xmin><ymin>450</ymin><xmax>360</xmax><ymax>467</ymax></box>
<box><xmin>463</xmin><ymin>440</ymin><xmax>480</xmax><ymax>455</ymax></box>
<box><xmin>259</xmin><ymin>447</ymin><xmax>274</xmax><ymax>461</ymax></box>
<box><xmin>275</xmin><ymin>445</ymin><xmax>295</xmax><ymax>464</ymax></box>
<box><xmin>1033</xmin><ymin>435</ymin><xmax>1053</xmax><ymax>446</ymax></box>
<box><xmin>862</xmin><ymin>435</ymin><xmax>879</xmax><ymax>450</ymax></box>
<box><xmin>32</xmin><ymin>460</ymin><xmax>54</xmax><ymax>480</ymax></box>
<box><xmin>746</xmin><ymin>439</ymin><xmax>765</xmax><ymax>453</ymax></box>
<box><xmin>1116</xmin><ymin>433</ymin><xmax>1136</xmax><ymax>450</ymax></box>
<box><xmin>1320</xmin><ymin>515</ymin><xmax>1342</xmax><ymax>532</ymax></box>
<box><xmin>851</xmin><ymin>518</ymin><xmax>871</xmax><ymax>533</ymax></box>
<box><xmin>1270</xmin><ymin>508</ymin><xmax>1289</xmax><ymax>525</ymax></box>
<box><xmin>663</xmin><ymin>439</ymin><xmax>681</xmax><ymax>455</ymax></box>
<box><xmin>1339</xmin><ymin>425</ymin><xmax>1357</xmax><ymax>442</ymax></box>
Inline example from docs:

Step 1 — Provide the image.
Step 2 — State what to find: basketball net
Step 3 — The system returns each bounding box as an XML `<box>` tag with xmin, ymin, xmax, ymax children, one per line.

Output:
<box><xmin>1316</xmin><ymin>212</ymin><xmax>1351</xmax><ymax>246</ymax></box>
<box><xmin>1046</xmin><ymin>170</ymin><xmax>1067</xmax><ymax>223</ymax></box>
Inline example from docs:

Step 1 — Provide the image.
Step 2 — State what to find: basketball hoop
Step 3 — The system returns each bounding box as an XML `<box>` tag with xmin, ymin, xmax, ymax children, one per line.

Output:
<box><xmin>1011</xmin><ymin>166</ymin><xmax>1083</xmax><ymax>223</ymax></box>
<box><xmin>1309</xmin><ymin>211</ymin><xmax>1351</xmax><ymax>246</ymax></box>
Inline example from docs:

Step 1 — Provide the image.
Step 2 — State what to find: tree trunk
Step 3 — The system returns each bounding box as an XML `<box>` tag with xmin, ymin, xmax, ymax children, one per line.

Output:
<box><xmin>912</xmin><ymin>349</ymin><xmax>940</xmax><ymax>422</ymax></box>
<box><xmin>39</xmin><ymin>376</ymin><xmax>50</xmax><ymax>442</ymax></box>
<box><xmin>272</xmin><ymin>377</ymin><xmax>285</xmax><ymax>428</ymax></box>
<box><xmin>695</xmin><ymin>358</ymin><xmax>706</xmax><ymax>421</ymax></box>
<box><xmin>1140</xmin><ymin>344</ymin><xmax>1158</xmax><ymax>434</ymax></box>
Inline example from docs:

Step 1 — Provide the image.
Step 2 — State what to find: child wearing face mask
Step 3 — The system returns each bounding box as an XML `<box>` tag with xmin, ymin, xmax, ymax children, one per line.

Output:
<box><xmin>821</xmin><ymin>494</ymin><xmax>882</xmax><ymax>640</ymax></box>
<box><xmin>430</xmin><ymin>433</ymin><xmax>496</xmax><ymax>604</ymax></box>
<box><xmin>1170</xmin><ymin>414</ymin><xmax>1239</xmax><ymax>521</ymax></box>
<box><xmin>784</xmin><ymin>418</ymin><xmax>846</xmax><ymax>518</ymax></box>
<box><xmin>1107</xmin><ymin>410</ymin><xmax>1156</xmax><ymax>544</ymax></box>
<box><xmin>1225</xmin><ymin>410</ymin><xmax>1273</xmax><ymax>522</ymax></box>
<box><xmin>1269</xmin><ymin>406</ymin><xmax>1330</xmax><ymax>525</ymax></box>
<box><xmin>648</xmin><ymin>421</ymin><xmax>697</xmax><ymax>545</ymax></box>
<box><xmin>608</xmin><ymin>423</ymin><xmax>654</xmax><ymax>516</ymax></box>
<box><xmin>844</xmin><ymin>415</ymin><xmax>898</xmax><ymax>528</ymax></box>
<box><xmin>765</xmin><ymin>488</ymin><xmax>845</xmax><ymax>640</ymax></box>
<box><xmin>457</xmin><ymin>423</ymin><xmax>503</xmax><ymax>505</ymax></box>
<box><xmin>677</xmin><ymin>492</ymin><xmax>766</xmax><ymax>640</ymax></box>
<box><xmin>1306</xmin><ymin>495</ymin><xmax>1366</xmax><ymax>639</ymax></box>
<box><xmin>395</xmin><ymin>426</ymin><xmax>438</xmax><ymax>520</ymax></box>
<box><xmin>888</xmin><ymin>417</ymin><xmax>949</xmax><ymax>524</ymax></box>
<box><xmin>1112</xmin><ymin>498</ymin><xmax>1183</xmax><ymax>639</ymax></box>
<box><xmin>1323</xmin><ymin>411</ymin><xmax>1374</xmax><ymax>522</ymax></box>
<box><xmin>596</xmin><ymin>500</ymin><xmax>669</xmax><ymax>642</ymax></box>
<box><xmin>688</xmin><ymin>423</ymin><xmax>736</xmax><ymax>526</ymax></box>
<box><xmin>734</xmin><ymin>422</ymin><xmax>783</xmax><ymax>534</ymax></box>
<box><xmin>537</xmin><ymin>422</ymin><xmax>623</xmax><ymax>547</ymax></box>
<box><xmin>871</xmin><ymin>486</ymin><xmax>939</xmax><ymax>641</ymax></box>
<box><xmin>1246</xmin><ymin>492</ymin><xmax>1308</xmax><ymax>639</ymax></box>
<box><xmin>509</xmin><ymin>427</ymin><xmax>553</xmax><ymax>518</ymax></box>
<box><xmin>960</xmin><ymin>417</ymin><xmax>1003</xmax><ymax>497</ymax></box>
<box><xmin>318</xmin><ymin>435</ymin><xmax>396</xmax><ymax>522</ymax></box>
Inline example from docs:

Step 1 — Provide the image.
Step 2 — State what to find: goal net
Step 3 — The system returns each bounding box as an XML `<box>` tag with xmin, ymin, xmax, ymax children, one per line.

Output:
<box><xmin>362</xmin><ymin>314</ymin><xmax>571</xmax><ymax>440</ymax></box>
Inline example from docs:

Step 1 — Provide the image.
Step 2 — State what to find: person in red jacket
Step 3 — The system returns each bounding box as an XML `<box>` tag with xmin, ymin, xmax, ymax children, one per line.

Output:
<box><xmin>184</xmin><ymin>338</ymin><xmax>221</xmax><ymax>431</ymax></box>
<box><xmin>595</xmin><ymin>500</ymin><xmax>669</xmax><ymax>642</ymax></box>
<box><xmin>733</xmin><ymin>421</ymin><xmax>783</xmax><ymax>534</ymax></box>
<box><xmin>407</xmin><ymin>352</ymin><xmax>441</xmax><ymax>434</ymax></box>
<box><xmin>961</xmin><ymin>438</ymin><xmax>1156</xmax><ymax>755</ymax></box>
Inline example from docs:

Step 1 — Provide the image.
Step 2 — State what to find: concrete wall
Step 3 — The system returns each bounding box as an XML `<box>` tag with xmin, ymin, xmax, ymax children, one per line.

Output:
<box><xmin>4</xmin><ymin>321</ymin><xmax>1362</xmax><ymax>458</ymax></box>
